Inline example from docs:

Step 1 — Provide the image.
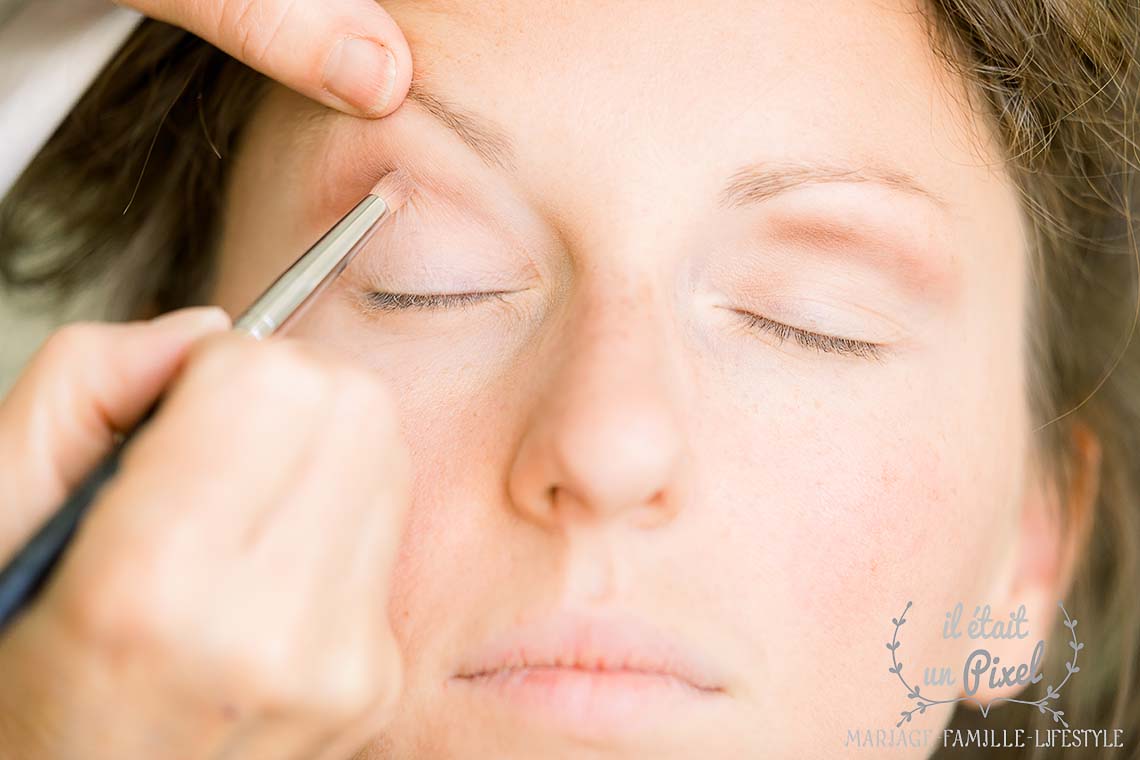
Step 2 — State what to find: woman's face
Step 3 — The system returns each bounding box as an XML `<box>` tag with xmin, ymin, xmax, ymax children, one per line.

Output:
<box><xmin>210</xmin><ymin>0</ymin><xmax>1040</xmax><ymax>756</ymax></box>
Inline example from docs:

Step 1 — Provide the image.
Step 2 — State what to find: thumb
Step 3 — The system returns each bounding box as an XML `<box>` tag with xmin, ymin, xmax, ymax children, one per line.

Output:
<box><xmin>124</xmin><ymin>0</ymin><xmax>413</xmax><ymax>118</ymax></box>
<box><xmin>0</xmin><ymin>307</ymin><xmax>231</xmax><ymax>561</ymax></box>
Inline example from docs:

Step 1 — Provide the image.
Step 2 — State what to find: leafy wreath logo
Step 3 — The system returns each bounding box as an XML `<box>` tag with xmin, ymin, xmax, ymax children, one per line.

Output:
<box><xmin>887</xmin><ymin>600</ymin><xmax>1083</xmax><ymax>728</ymax></box>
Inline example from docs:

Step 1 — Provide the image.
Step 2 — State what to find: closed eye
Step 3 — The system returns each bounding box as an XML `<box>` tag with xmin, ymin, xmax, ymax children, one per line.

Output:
<box><xmin>362</xmin><ymin>291</ymin><xmax>515</xmax><ymax>311</ymax></box>
<box><xmin>362</xmin><ymin>293</ymin><xmax>885</xmax><ymax>361</ymax></box>
<box><xmin>732</xmin><ymin>309</ymin><xmax>885</xmax><ymax>361</ymax></box>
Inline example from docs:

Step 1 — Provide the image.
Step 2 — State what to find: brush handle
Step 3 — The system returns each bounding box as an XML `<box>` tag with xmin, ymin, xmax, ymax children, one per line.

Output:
<box><xmin>0</xmin><ymin>406</ymin><xmax>152</xmax><ymax>633</ymax></box>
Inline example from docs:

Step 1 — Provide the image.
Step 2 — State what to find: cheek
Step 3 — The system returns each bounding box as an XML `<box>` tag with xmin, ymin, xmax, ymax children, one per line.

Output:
<box><xmin>288</xmin><ymin>303</ymin><xmax>516</xmax><ymax>664</ymax></box>
<box><xmin>688</xmin><ymin>348</ymin><xmax>1029</xmax><ymax>708</ymax></box>
<box><xmin>700</xmin><ymin>370</ymin><xmax>1019</xmax><ymax>591</ymax></box>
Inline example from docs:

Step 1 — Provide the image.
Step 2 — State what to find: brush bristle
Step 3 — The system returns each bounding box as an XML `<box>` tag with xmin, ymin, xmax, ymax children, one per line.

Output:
<box><xmin>370</xmin><ymin>169</ymin><xmax>414</xmax><ymax>212</ymax></box>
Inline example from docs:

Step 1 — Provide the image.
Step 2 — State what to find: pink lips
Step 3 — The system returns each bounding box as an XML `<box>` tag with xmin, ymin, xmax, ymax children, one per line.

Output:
<box><xmin>454</xmin><ymin>610</ymin><xmax>725</xmax><ymax>690</ymax></box>
<box><xmin>450</xmin><ymin>609</ymin><xmax>728</xmax><ymax>736</ymax></box>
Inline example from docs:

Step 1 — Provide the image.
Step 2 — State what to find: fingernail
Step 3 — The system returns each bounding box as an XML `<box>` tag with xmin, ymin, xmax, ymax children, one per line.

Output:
<box><xmin>323</xmin><ymin>38</ymin><xmax>398</xmax><ymax>116</ymax></box>
<box><xmin>152</xmin><ymin>306</ymin><xmax>232</xmax><ymax>334</ymax></box>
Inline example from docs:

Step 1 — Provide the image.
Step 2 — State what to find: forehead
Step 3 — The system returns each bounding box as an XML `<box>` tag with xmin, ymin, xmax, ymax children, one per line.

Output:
<box><xmin>377</xmin><ymin>0</ymin><xmax>1005</xmax><ymax>209</ymax></box>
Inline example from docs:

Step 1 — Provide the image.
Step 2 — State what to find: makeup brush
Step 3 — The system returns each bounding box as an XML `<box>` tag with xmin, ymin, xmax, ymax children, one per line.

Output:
<box><xmin>0</xmin><ymin>171</ymin><xmax>413</xmax><ymax>632</ymax></box>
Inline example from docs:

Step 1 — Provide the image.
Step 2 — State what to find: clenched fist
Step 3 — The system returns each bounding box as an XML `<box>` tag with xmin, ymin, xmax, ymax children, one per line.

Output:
<box><xmin>0</xmin><ymin>309</ymin><xmax>412</xmax><ymax>760</ymax></box>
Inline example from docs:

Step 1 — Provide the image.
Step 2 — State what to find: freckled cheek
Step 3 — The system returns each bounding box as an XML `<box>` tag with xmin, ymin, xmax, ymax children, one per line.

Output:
<box><xmin>793</xmin><ymin>393</ymin><xmax>1025</xmax><ymax>618</ymax></box>
<box><xmin>710</xmin><ymin>393</ymin><xmax>1005</xmax><ymax>627</ymax></box>
<box><xmin>706</xmin><ymin>400</ymin><xmax>1014</xmax><ymax>703</ymax></box>
<box><xmin>784</xmin><ymin>436</ymin><xmax>957</xmax><ymax>602</ymax></box>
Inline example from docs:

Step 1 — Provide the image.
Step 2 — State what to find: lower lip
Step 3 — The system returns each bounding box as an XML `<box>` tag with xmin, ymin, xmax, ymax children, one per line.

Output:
<box><xmin>451</xmin><ymin>665</ymin><xmax>724</xmax><ymax>737</ymax></box>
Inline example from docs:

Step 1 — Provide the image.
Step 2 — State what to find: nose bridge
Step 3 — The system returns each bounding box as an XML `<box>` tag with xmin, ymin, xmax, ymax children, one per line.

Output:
<box><xmin>562</xmin><ymin>272</ymin><xmax>673</xmax><ymax>410</ymax></box>
<box><xmin>508</xmin><ymin>268</ymin><xmax>688</xmax><ymax>530</ymax></box>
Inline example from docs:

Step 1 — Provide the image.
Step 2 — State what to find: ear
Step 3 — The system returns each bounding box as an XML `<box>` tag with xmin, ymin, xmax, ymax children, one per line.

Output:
<box><xmin>961</xmin><ymin>421</ymin><xmax>1101</xmax><ymax>705</ymax></box>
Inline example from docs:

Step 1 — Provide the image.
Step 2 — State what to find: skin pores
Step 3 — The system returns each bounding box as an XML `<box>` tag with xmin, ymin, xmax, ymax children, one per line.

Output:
<box><xmin>209</xmin><ymin>0</ymin><xmax>1046</xmax><ymax>757</ymax></box>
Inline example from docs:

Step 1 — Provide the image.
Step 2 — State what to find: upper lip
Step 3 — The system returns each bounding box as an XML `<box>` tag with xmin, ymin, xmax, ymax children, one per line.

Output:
<box><xmin>451</xmin><ymin>609</ymin><xmax>728</xmax><ymax>693</ymax></box>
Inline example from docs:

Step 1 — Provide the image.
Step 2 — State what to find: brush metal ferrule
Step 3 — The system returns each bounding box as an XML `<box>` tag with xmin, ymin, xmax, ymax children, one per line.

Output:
<box><xmin>234</xmin><ymin>194</ymin><xmax>390</xmax><ymax>339</ymax></box>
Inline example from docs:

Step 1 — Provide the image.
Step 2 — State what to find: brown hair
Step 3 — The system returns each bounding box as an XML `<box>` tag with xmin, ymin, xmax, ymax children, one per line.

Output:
<box><xmin>920</xmin><ymin>3</ymin><xmax>1140</xmax><ymax>757</ymax></box>
<box><xmin>0</xmin><ymin>22</ymin><xmax>266</xmax><ymax>318</ymax></box>
<box><xmin>2</xmin><ymin>6</ymin><xmax>1138</xmax><ymax>757</ymax></box>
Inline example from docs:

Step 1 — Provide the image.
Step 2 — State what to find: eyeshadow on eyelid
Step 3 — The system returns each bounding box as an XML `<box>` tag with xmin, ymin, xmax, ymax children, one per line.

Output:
<box><xmin>756</xmin><ymin>214</ymin><xmax>959</xmax><ymax>307</ymax></box>
<box><xmin>338</xmin><ymin>209</ymin><xmax>543</xmax><ymax>296</ymax></box>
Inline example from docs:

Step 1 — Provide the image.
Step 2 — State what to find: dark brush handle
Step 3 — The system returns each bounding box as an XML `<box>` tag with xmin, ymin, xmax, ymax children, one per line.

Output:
<box><xmin>0</xmin><ymin>406</ymin><xmax>155</xmax><ymax>633</ymax></box>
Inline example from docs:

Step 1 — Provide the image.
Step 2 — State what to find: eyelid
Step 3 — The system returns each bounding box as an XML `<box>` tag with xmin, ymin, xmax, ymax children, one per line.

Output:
<box><xmin>729</xmin><ymin>308</ymin><xmax>886</xmax><ymax>362</ymax></box>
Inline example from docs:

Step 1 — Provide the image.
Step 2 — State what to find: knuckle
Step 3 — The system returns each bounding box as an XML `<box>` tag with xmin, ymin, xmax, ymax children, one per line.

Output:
<box><xmin>212</xmin><ymin>637</ymin><xmax>301</xmax><ymax>713</ymax></box>
<box><xmin>212</xmin><ymin>642</ymin><xmax>376</xmax><ymax>722</ymax></box>
<box><xmin>216</xmin><ymin>0</ymin><xmax>296</xmax><ymax>69</ymax></box>
<box><xmin>181</xmin><ymin>332</ymin><xmax>247</xmax><ymax>381</ymax></box>
<box><xmin>52</xmin><ymin>551</ymin><xmax>172</xmax><ymax>655</ymax></box>
<box><xmin>227</xmin><ymin>341</ymin><xmax>331</xmax><ymax>406</ymax></box>
<box><xmin>331</xmin><ymin>369</ymin><xmax>408</xmax><ymax>476</ymax></box>
<box><xmin>308</xmin><ymin>651</ymin><xmax>383</xmax><ymax>721</ymax></box>
<box><xmin>39</xmin><ymin>322</ymin><xmax>104</xmax><ymax>368</ymax></box>
<box><xmin>332</xmin><ymin>365</ymin><xmax>397</xmax><ymax>419</ymax></box>
<box><xmin>216</xmin><ymin>0</ymin><xmax>260</xmax><ymax>62</ymax></box>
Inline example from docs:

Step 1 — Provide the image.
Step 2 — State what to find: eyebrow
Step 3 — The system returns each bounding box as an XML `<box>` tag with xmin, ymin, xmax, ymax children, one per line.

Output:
<box><xmin>401</xmin><ymin>82</ymin><xmax>945</xmax><ymax>210</ymax></box>
<box><xmin>406</xmin><ymin>79</ymin><xmax>516</xmax><ymax>171</ymax></box>
<box><xmin>719</xmin><ymin>162</ymin><xmax>948</xmax><ymax>209</ymax></box>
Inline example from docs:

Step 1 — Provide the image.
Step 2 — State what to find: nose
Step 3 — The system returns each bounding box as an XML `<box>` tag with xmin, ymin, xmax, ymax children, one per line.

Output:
<box><xmin>507</xmin><ymin>281</ymin><xmax>687</xmax><ymax>532</ymax></box>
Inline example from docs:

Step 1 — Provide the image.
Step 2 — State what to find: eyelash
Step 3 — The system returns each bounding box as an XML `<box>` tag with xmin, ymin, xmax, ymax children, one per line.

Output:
<box><xmin>363</xmin><ymin>291</ymin><xmax>884</xmax><ymax>361</ymax></box>
<box><xmin>733</xmin><ymin>309</ymin><xmax>884</xmax><ymax>361</ymax></box>
<box><xmin>363</xmin><ymin>291</ymin><xmax>510</xmax><ymax>311</ymax></box>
